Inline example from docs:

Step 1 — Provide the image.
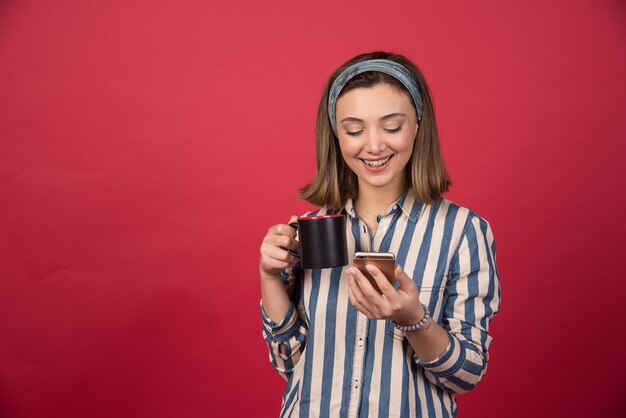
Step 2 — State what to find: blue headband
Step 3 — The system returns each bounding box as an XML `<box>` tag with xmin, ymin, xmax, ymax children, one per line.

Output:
<box><xmin>327</xmin><ymin>59</ymin><xmax>423</xmax><ymax>136</ymax></box>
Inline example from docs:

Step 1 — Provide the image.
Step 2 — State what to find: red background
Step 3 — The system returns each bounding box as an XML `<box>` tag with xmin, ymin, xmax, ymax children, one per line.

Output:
<box><xmin>1</xmin><ymin>1</ymin><xmax>625</xmax><ymax>417</ymax></box>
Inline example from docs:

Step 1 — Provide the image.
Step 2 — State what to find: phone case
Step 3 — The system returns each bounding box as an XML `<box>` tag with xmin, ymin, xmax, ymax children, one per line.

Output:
<box><xmin>353</xmin><ymin>253</ymin><xmax>396</xmax><ymax>293</ymax></box>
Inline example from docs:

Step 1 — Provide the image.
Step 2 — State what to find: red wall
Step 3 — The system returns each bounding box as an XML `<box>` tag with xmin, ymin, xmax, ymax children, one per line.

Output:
<box><xmin>1</xmin><ymin>1</ymin><xmax>624</xmax><ymax>417</ymax></box>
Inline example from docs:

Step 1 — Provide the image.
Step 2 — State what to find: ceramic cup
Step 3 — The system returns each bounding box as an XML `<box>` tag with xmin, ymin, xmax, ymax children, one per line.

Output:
<box><xmin>288</xmin><ymin>214</ymin><xmax>348</xmax><ymax>269</ymax></box>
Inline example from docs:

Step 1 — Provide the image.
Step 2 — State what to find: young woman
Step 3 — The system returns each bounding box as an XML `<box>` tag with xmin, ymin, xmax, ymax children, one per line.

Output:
<box><xmin>259</xmin><ymin>51</ymin><xmax>501</xmax><ymax>418</ymax></box>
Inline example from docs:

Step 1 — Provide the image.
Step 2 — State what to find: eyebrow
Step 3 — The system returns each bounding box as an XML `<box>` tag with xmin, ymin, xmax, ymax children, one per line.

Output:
<box><xmin>339</xmin><ymin>113</ymin><xmax>407</xmax><ymax>124</ymax></box>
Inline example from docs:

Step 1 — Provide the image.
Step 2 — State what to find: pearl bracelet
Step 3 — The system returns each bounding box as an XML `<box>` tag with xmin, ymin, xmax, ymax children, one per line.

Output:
<box><xmin>393</xmin><ymin>303</ymin><xmax>431</xmax><ymax>332</ymax></box>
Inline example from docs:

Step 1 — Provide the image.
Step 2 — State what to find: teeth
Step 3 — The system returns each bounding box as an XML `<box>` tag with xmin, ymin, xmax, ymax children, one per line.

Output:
<box><xmin>363</xmin><ymin>156</ymin><xmax>391</xmax><ymax>167</ymax></box>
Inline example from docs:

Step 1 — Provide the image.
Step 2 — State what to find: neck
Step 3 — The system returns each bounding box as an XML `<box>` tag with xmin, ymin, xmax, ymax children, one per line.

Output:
<box><xmin>355</xmin><ymin>180</ymin><xmax>406</xmax><ymax>219</ymax></box>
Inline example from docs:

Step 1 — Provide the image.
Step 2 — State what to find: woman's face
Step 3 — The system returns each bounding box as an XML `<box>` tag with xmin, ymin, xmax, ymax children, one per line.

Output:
<box><xmin>335</xmin><ymin>83</ymin><xmax>418</xmax><ymax>195</ymax></box>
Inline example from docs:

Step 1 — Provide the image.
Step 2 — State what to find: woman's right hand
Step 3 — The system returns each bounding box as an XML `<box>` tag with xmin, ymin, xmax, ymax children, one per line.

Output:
<box><xmin>259</xmin><ymin>215</ymin><xmax>300</xmax><ymax>279</ymax></box>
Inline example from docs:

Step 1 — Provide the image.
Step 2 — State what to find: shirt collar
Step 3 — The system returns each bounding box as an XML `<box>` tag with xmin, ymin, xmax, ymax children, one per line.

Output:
<box><xmin>343</xmin><ymin>190</ymin><xmax>422</xmax><ymax>223</ymax></box>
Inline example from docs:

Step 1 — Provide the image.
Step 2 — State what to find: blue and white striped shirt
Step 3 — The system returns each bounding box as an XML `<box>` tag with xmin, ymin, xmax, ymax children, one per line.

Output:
<box><xmin>261</xmin><ymin>192</ymin><xmax>501</xmax><ymax>417</ymax></box>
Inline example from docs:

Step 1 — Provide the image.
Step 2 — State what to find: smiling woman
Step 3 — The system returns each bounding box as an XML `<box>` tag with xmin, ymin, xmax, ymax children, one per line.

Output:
<box><xmin>335</xmin><ymin>84</ymin><xmax>418</xmax><ymax>204</ymax></box>
<box><xmin>258</xmin><ymin>51</ymin><xmax>501</xmax><ymax>417</ymax></box>
<box><xmin>301</xmin><ymin>53</ymin><xmax>450</xmax><ymax>212</ymax></box>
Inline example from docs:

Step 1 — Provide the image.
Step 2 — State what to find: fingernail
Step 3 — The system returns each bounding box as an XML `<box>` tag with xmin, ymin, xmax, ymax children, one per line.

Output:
<box><xmin>349</xmin><ymin>267</ymin><xmax>357</xmax><ymax>275</ymax></box>
<box><xmin>365</xmin><ymin>265</ymin><xmax>375</xmax><ymax>272</ymax></box>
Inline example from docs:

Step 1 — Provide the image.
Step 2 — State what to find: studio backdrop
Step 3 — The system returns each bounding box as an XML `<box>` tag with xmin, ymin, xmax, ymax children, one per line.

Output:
<box><xmin>0</xmin><ymin>1</ymin><xmax>624</xmax><ymax>417</ymax></box>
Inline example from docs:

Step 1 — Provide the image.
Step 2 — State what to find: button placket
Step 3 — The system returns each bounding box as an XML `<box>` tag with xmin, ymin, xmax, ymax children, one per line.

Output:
<box><xmin>359</xmin><ymin>219</ymin><xmax>371</xmax><ymax>252</ymax></box>
<box><xmin>348</xmin><ymin>315</ymin><xmax>368</xmax><ymax>417</ymax></box>
<box><xmin>373</xmin><ymin>213</ymin><xmax>393</xmax><ymax>250</ymax></box>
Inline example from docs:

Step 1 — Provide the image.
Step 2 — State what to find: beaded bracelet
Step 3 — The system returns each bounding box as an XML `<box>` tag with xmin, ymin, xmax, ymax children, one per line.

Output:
<box><xmin>393</xmin><ymin>303</ymin><xmax>431</xmax><ymax>332</ymax></box>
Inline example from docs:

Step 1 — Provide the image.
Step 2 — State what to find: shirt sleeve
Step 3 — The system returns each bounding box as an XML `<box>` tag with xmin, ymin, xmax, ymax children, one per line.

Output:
<box><xmin>260</xmin><ymin>265</ymin><xmax>308</xmax><ymax>381</ymax></box>
<box><xmin>414</xmin><ymin>214</ymin><xmax>501</xmax><ymax>393</ymax></box>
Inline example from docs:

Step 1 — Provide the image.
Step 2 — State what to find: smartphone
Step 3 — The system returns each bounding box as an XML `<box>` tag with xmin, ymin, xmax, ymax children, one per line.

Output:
<box><xmin>353</xmin><ymin>252</ymin><xmax>396</xmax><ymax>293</ymax></box>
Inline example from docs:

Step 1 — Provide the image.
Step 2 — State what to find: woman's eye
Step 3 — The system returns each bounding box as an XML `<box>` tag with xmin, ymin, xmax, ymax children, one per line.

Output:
<box><xmin>384</xmin><ymin>126</ymin><xmax>402</xmax><ymax>133</ymax></box>
<box><xmin>345</xmin><ymin>130</ymin><xmax>363</xmax><ymax>137</ymax></box>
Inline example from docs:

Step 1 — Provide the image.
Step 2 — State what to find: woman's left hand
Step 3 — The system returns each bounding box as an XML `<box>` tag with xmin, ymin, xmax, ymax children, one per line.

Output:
<box><xmin>345</xmin><ymin>264</ymin><xmax>425</xmax><ymax>325</ymax></box>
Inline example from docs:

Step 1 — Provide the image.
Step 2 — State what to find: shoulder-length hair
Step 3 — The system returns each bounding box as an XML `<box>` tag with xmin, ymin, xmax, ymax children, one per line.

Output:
<box><xmin>299</xmin><ymin>51</ymin><xmax>450</xmax><ymax>208</ymax></box>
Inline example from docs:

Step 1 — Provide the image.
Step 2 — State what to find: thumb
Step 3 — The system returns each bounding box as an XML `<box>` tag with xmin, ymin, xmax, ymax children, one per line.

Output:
<box><xmin>287</xmin><ymin>215</ymin><xmax>299</xmax><ymax>238</ymax></box>
<box><xmin>395</xmin><ymin>265</ymin><xmax>415</xmax><ymax>290</ymax></box>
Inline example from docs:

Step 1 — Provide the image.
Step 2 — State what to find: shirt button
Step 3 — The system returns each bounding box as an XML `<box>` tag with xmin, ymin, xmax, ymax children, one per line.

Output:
<box><xmin>358</xmin><ymin>339</ymin><xmax>363</xmax><ymax>347</ymax></box>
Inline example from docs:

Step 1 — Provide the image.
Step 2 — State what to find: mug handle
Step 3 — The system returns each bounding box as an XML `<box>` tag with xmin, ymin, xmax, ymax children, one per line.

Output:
<box><xmin>287</xmin><ymin>222</ymin><xmax>300</xmax><ymax>257</ymax></box>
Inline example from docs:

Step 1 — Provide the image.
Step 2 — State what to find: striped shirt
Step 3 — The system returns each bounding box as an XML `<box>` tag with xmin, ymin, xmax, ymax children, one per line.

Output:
<box><xmin>260</xmin><ymin>192</ymin><xmax>501</xmax><ymax>417</ymax></box>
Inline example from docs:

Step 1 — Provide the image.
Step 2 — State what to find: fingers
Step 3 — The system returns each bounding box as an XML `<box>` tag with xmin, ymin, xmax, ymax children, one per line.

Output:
<box><xmin>259</xmin><ymin>216</ymin><xmax>301</xmax><ymax>275</ymax></box>
<box><xmin>345</xmin><ymin>264</ymin><xmax>423</xmax><ymax>322</ymax></box>
<box><xmin>394</xmin><ymin>264</ymin><xmax>407</xmax><ymax>282</ymax></box>
<box><xmin>265</xmin><ymin>216</ymin><xmax>300</xmax><ymax>251</ymax></box>
<box><xmin>261</xmin><ymin>241</ymin><xmax>299</xmax><ymax>263</ymax></box>
<box><xmin>346</xmin><ymin>266</ymin><xmax>395</xmax><ymax>319</ymax></box>
<box><xmin>364</xmin><ymin>264</ymin><xmax>395</xmax><ymax>295</ymax></box>
<box><xmin>259</xmin><ymin>242</ymin><xmax>299</xmax><ymax>273</ymax></box>
<box><xmin>394</xmin><ymin>265</ymin><xmax>419</xmax><ymax>296</ymax></box>
<box><xmin>268</xmin><ymin>221</ymin><xmax>298</xmax><ymax>239</ymax></box>
<box><xmin>260</xmin><ymin>256</ymin><xmax>293</xmax><ymax>274</ymax></box>
<box><xmin>345</xmin><ymin>269</ymin><xmax>379</xmax><ymax>319</ymax></box>
<box><xmin>265</xmin><ymin>233</ymin><xmax>299</xmax><ymax>252</ymax></box>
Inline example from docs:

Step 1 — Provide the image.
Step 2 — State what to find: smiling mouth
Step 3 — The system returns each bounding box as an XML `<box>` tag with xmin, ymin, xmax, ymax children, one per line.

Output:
<box><xmin>361</xmin><ymin>155</ymin><xmax>393</xmax><ymax>167</ymax></box>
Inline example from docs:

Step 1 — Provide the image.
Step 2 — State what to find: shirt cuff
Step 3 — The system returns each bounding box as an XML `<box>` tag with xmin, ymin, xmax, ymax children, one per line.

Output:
<box><xmin>413</xmin><ymin>332</ymin><xmax>465</xmax><ymax>378</ymax></box>
<box><xmin>259</xmin><ymin>300</ymin><xmax>300</xmax><ymax>339</ymax></box>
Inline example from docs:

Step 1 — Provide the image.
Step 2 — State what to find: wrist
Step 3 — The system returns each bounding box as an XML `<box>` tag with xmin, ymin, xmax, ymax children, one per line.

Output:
<box><xmin>402</xmin><ymin>304</ymin><xmax>426</xmax><ymax>325</ymax></box>
<box><xmin>394</xmin><ymin>302</ymin><xmax>425</xmax><ymax>325</ymax></box>
<box><xmin>393</xmin><ymin>303</ymin><xmax>431</xmax><ymax>333</ymax></box>
<box><xmin>260</xmin><ymin>269</ymin><xmax>283</xmax><ymax>283</ymax></box>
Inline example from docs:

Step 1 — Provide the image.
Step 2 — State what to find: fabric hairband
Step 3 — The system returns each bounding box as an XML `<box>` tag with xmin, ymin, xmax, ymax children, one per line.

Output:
<box><xmin>327</xmin><ymin>59</ymin><xmax>424</xmax><ymax>137</ymax></box>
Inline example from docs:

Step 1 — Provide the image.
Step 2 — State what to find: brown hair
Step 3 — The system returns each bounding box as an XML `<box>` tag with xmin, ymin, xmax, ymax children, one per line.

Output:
<box><xmin>299</xmin><ymin>51</ymin><xmax>450</xmax><ymax>208</ymax></box>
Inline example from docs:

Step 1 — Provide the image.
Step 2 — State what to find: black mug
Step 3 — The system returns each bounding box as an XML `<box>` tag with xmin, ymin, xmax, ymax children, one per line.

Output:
<box><xmin>289</xmin><ymin>214</ymin><xmax>349</xmax><ymax>269</ymax></box>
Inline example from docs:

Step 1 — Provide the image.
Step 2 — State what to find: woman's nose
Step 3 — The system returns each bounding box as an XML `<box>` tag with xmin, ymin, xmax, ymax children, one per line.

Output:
<box><xmin>364</xmin><ymin>129</ymin><xmax>386</xmax><ymax>154</ymax></box>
